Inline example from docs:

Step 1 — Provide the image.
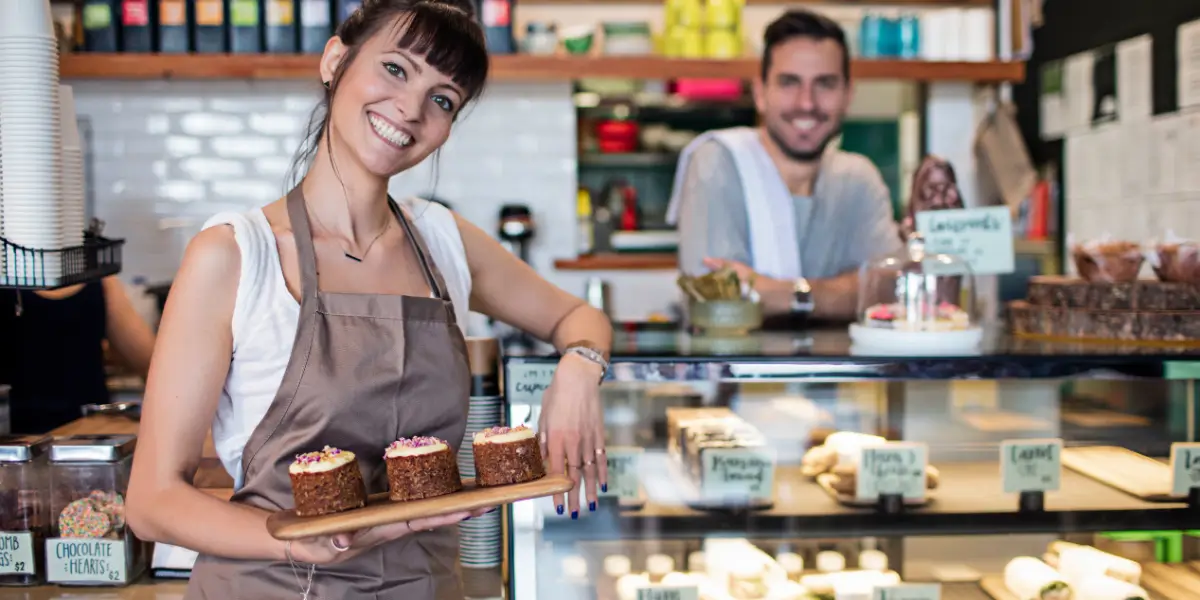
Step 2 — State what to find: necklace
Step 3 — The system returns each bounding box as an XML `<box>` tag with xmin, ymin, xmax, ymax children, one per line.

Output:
<box><xmin>307</xmin><ymin>204</ymin><xmax>390</xmax><ymax>262</ymax></box>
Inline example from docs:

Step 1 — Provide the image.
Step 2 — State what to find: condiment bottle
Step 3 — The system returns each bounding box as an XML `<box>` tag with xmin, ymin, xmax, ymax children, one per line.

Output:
<box><xmin>194</xmin><ymin>0</ymin><xmax>228</xmax><ymax>52</ymax></box>
<box><xmin>0</xmin><ymin>435</ymin><xmax>52</xmax><ymax>587</ymax></box>
<box><xmin>119</xmin><ymin>0</ymin><xmax>153</xmax><ymax>51</ymax></box>
<box><xmin>81</xmin><ymin>0</ymin><xmax>119</xmax><ymax>52</ymax></box>
<box><xmin>46</xmin><ymin>435</ymin><xmax>143</xmax><ymax>587</ymax></box>
<box><xmin>299</xmin><ymin>0</ymin><xmax>332</xmax><ymax>53</ymax></box>
<box><xmin>157</xmin><ymin>0</ymin><xmax>190</xmax><ymax>52</ymax></box>
<box><xmin>265</xmin><ymin>0</ymin><xmax>297</xmax><ymax>52</ymax></box>
<box><xmin>229</xmin><ymin>0</ymin><xmax>264</xmax><ymax>53</ymax></box>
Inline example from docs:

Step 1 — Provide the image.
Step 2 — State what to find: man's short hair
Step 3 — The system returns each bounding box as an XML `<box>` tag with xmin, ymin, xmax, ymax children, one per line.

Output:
<box><xmin>761</xmin><ymin>10</ymin><xmax>851</xmax><ymax>82</ymax></box>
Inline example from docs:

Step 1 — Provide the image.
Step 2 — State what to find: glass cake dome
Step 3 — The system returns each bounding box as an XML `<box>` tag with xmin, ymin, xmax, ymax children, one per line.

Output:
<box><xmin>849</xmin><ymin>234</ymin><xmax>982</xmax><ymax>352</ymax></box>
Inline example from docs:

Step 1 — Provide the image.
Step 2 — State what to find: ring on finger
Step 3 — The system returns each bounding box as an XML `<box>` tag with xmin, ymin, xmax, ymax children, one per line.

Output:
<box><xmin>583</xmin><ymin>459</ymin><xmax>595</xmax><ymax>467</ymax></box>
<box><xmin>595</xmin><ymin>448</ymin><xmax>606</xmax><ymax>455</ymax></box>
<box><xmin>330</xmin><ymin>537</ymin><xmax>350</xmax><ymax>552</ymax></box>
<box><xmin>568</xmin><ymin>463</ymin><xmax>582</xmax><ymax>469</ymax></box>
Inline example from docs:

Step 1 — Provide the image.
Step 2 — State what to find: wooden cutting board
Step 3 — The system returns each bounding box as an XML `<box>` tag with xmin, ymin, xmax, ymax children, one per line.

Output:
<box><xmin>977</xmin><ymin>575</ymin><xmax>1017</xmax><ymax>600</ymax></box>
<box><xmin>1061</xmin><ymin>446</ymin><xmax>1180</xmax><ymax>501</ymax></box>
<box><xmin>815</xmin><ymin>473</ymin><xmax>933</xmax><ymax>508</ymax></box>
<box><xmin>267</xmin><ymin>474</ymin><xmax>573</xmax><ymax>540</ymax></box>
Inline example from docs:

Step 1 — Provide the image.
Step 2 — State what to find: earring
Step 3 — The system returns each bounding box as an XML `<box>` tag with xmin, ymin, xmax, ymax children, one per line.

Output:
<box><xmin>322</xmin><ymin>80</ymin><xmax>330</xmax><ymax>89</ymax></box>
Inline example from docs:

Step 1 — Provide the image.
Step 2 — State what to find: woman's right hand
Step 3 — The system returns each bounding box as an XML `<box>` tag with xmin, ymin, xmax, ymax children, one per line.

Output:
<box><xmin>287</xmin><ymin>507</ymin><xmax>492</xmax><ymax>565</ymax></box>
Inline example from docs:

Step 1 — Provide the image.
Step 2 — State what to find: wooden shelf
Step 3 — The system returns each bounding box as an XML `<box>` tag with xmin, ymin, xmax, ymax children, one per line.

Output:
<box><xmin>555</xmin><ymin>239</ymin><xmax>1055</xmax><ymax>271</ymax></box>
<box><xmin>60</xmin><ymin>53</ymin><xmax>1024</xmax><ymax>83</ymax></box>
<box><xmin>554</xmin><ymin>253</ymin><xmax>678</xmax><ymax>270</ymax></box>
<box><xmin>526</xmin><ymin>0</ymin><xmax>992</xmax><ymax>4</ymax></box>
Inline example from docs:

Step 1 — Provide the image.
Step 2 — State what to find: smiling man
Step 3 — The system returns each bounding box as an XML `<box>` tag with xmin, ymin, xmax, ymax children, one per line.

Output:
<box><xmin>666</xmin><ymin>10</ymin><xmax>903</xmax><ymax>322</ymax></box>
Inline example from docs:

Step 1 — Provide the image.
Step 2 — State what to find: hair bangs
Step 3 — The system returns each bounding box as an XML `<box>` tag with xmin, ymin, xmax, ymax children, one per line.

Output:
<box><xmin>389</xmin><ymin>7</ymin><xmax>489</xmax><ymax>101</ymax></box>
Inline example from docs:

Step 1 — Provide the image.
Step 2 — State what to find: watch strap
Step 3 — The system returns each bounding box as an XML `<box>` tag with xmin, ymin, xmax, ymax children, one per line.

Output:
<box><xmin>564</xmin><ymin>343</ymin><xmax>609</xmax><ymax>381</ymax></box>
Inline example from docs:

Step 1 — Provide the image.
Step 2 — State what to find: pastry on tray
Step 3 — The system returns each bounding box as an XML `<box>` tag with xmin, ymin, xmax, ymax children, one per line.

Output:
<box><xmin>288</xmin><ymin>446</ymin><xmax>367</xmax><ymax>517</ymax></box>
<box><xmin>863</xmin><ymin>301</ymin><xmax>971</xmax><ymax>331</ymax></box>
<box><xmin>1071</xmin><ymin>240</ymin><xmax>1145</xmax><ymax>283</ymax></box>
<box><xmin>801</xmin><ymin>431</ymin><xmax>886</xmax><ymax>477</ymax></box>
<box><xmin>385</xmin><ymin>436</ymin><xmax>463</xmax><ymax>501</ymax></box>
<box><xmin>1004</xmin><ymin>556</ymin><xmax>1072</xmax><ymax>600</ymax></box>
<box><xmin>472</xmin><ymin>425</ymin><xmax>546</xmax><ymax>487</ymax></box>
<box><xmin>1151</xmin><ymin>241</ymin><xmax>1200</xmax><ymax>283</ymax></box>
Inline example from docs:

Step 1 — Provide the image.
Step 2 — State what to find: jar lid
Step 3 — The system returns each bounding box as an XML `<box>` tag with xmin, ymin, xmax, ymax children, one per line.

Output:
<box><xmin>0</xmin><ymin>434</ymin><xmax>52</xmax><ymax>462</ymax></box>
<box><xmin>49</xmin><ymin>434</ymin><xmax>137</xmax><ymax>462</ymax></box>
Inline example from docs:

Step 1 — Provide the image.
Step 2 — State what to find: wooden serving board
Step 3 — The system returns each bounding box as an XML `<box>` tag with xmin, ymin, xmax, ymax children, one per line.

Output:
<box><xmin>1142</xmin><ymin>562</ymin><xmax>1200</xmax><ymax>600</ymax></box>
<box><xmin>977</xmin><ymin>575</ymin><xmax>1017</xmax><ymax>600</ymax></box>
<box><xmin>1061</xmin><ymin>446</ymin><xmax>1180</xmax><ymax>502</ymax></box>
<box><xmin>815</xmin><ymin>473</ymin><xmax>933</xmax><ymax>508</ymax></box>
<box><xmin>266</xmin><ymin>474</ymin><xmax>572</xmax><ymax>540</ymax></box>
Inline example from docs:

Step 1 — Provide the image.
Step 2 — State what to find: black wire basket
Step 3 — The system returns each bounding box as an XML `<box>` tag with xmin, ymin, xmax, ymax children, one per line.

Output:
<box><xmin>0</xmin><ymin>230</ymin><xmax>125</xmax><ymax>290</ymax></box>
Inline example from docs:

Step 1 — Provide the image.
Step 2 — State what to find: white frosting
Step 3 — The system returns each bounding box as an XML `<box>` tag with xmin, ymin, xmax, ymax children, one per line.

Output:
<box><xmin>288</xmin><ymin>448</ymin><xmax>356</xmax><ymax>474</ymax></box>
<box><xmin>646</xmin><ymin>554</ymin><xmax>675</xmax><ymax>576</ymax></box>
<box><xmin>605</xmin><ymin>555</ymin><xmax>632</xmax><ymax>577</ymax></box>
<box><xmin>474</xmin><ymin>427</ymin><xmax>536</xmax><ymax>444</ymax></box>
<box><xmin>385</xmin><ymin>441</ymin><xmax>448</xmax><ymax>458</ymax></box>
<box><xmin>776</xmin><ymin>552</ymin><xmax>804</xmax><ymax>575</ymax></box>
<box><xmin>816</xmin><ymin>551</ymin><xmax>845</xmax><ymax>573</ymax></box>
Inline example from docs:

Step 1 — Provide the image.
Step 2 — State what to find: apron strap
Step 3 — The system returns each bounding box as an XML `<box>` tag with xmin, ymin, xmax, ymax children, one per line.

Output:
<box><xmin>285</xmin><ymin>187</ymin><xmax>320</xmax><ymax>306</ymax></box>
<box><xmin>389</xmin><ymin>197</ymin><xmax>450</xmax><ymax>303</ymax></box>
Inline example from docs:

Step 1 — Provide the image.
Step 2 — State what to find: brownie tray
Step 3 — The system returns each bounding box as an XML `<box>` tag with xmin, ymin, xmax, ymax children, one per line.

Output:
<box><xmin>266</xmin><ymin>474</ymin><xmax>572</xmax><ymax>540</ymax></box>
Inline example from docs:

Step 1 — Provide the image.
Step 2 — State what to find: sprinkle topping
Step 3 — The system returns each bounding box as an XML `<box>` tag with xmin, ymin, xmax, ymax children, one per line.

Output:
<box><xmin>387</xmin><ymin>436</ymin><xmax>446</xmax><ymax>451</ymax></box>
<box><xmin>293</xmin><ymin>445</ymin><xmax>350</xmax><ymax>465</ymax></box>
<box><xmin>480</xmin><ymin>424</ymin><xmax>529</xmax><ymax>437</ymax></box>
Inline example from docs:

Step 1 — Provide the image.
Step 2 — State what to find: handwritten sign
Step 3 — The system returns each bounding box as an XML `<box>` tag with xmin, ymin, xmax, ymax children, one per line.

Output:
<box><xmin>1001</xmin><ymin>439</ymin><xmax>1062</xmax><ymax>493</ymax></box>
<box><xmin>599</xmin><ymin>447</ymin><xmax>642</xmax><ymax>501</ymax></box>
<box><xmin>873</xmin><ymin>583</ymin><xmax>941</xmax><ymax>600</ymax></box>
<box><xmin>915</xmin><ymin>206</ymin><xmax>1015</xmax><ymax>275</ymax></box>
<box><xmin>46</xmin><ymin>538</ymin><xmax>127</xmax><ymax>584</ymax></box>
<box><xmin>856</xmin><ymin>443</ymin><xmax>928</xmax><ymax>502</ymax></box>
<box><xmin>636</xmin><ymin>584</ymin><xmax>700</xmax><ymax>600</ymax></box>
<box><xmin>1170</xmin><ymin>442</ymin><xmax>1200</xmax><ymax>496</ymax></box>
<box><xmin>701</xmin><ymin>447</ymin><xmax>775</xmax><ymax>500</ymax></box>
<box><xmin>0</xmin><ymin>532</ymin><xmax>35</xmax><ymax>575</ymax></box>
<box><xmin>505</xmin><ymin>363</ymin><xmax>556</xmax><ymax>405</ymax></box>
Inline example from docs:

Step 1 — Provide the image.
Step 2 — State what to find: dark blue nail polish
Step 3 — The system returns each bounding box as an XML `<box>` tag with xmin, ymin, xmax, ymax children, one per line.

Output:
<box><xmin>556</xmin><ymin>505</ymin><xmax>564</xmax><ymax>515</ymax></box>
<box><xmin>589</xmin><ymin>501</ymin><xmax>596</xmax><ymax>512</ymax></box>
<box><xmin>601</xmin><ymin>483</ymin><xmax>608</xmax><ymax>493</ymax></box>
<box><xmin>464</xmin><ymin>516</ymin><xmax>471</xmax><ymax>521</ymax></box>
<box><xmin>571</xmin><ymin>511</ymin><xmax>579</xmax><ymax>520</ymax></box>
<box><xmin>488</xmin><ymin>508</ymin><xmax>497</xmax><ymax>514</ymax></box>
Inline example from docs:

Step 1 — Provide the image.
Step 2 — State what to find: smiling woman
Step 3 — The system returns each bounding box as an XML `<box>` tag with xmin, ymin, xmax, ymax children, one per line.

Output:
<box><xmin>125</xmin><ymin>0</ymin><xmax>612</xmax><ymax>599</ymax></box>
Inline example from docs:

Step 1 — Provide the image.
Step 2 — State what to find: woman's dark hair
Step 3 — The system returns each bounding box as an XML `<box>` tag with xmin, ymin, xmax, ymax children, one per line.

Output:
<box><xmin>286</xmin><ymin>0</ymin><xmax>489</xmax><ymax>188</ymax></box>
<box><xmin>761</xmin><ymin>10</ymin><xmax>849</xmax><ymax>82</ymax></box>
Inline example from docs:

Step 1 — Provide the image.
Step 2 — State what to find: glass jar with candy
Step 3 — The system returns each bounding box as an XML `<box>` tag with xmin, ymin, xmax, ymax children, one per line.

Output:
<box><xmin>46</xmin><ymin>435</ymin><xmax>145</xmax><ymax>586</ymax></box>
<box><xmin>0</xmin><ymin>435</ymin><xmax>52</xmax><ymax>586</ymax></box>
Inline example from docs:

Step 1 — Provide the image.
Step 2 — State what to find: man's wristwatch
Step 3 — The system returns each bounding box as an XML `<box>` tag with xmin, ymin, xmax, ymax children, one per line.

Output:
<box><xmin>563</xmin><ymin>342</ymin><xmax>610</xmax><ymax>382</ymax></box>
<box><xmin>790</xmin><ymin>277</ymin><xmax>814</xmax><ymax>314</ymax></box>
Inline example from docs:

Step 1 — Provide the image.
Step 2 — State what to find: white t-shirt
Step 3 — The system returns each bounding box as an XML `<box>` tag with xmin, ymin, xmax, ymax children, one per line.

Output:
<box><xmin>200</xmin><ymin>198</ymin><xmax>472</xmax><ymax>489</ymax></box>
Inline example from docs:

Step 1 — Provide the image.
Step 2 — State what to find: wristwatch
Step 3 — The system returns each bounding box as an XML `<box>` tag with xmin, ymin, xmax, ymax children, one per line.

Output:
<box><xmin>790</xmin><ymin>277</ymin><xmax>814</xmax><ymax>313</ymax></box>
<box><xmin>564</xmin><ymin>342</ymin><xmax>610</xmax><ymax>382</ymax></box>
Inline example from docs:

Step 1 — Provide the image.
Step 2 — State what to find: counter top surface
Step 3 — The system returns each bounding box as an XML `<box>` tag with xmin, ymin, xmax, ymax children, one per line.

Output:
<box><xmin>504</xmin><ymin>326</ymin><xmax>1200</xmax><ymax>379</ymax></box>
<box><xmin>0</xmin><ymin>579</ymin><xmax>188</xmax><ymax>599</ymax></box>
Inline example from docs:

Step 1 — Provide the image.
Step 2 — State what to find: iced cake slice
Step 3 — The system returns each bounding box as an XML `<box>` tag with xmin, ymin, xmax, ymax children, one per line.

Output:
<box><xmin>384</xmin><ymin>436</ymin><xmax>463</xmax><ymax>501</ymax></box>
<box><xmin>288</xmin><ymin>446</ymin><xmax>367</xmax><ymax>517</ymax></box>
<box><xmin>472</xmin><ymin>425</ymin><xmax>546</xmax><ymax>487</ymax></box>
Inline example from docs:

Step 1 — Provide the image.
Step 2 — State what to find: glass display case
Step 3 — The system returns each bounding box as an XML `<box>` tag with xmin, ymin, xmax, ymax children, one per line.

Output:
<box><xmin>500</xmin><ymin>328</ymin><xmax>1200</xmax><ymax>600</ymax></box>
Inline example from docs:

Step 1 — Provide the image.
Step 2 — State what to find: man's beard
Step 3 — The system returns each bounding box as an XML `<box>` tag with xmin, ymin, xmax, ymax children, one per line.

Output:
<box><xmin>765</xmin><ymin>119</ymin><xmax>842</xmax><ymax>163</ymax></box>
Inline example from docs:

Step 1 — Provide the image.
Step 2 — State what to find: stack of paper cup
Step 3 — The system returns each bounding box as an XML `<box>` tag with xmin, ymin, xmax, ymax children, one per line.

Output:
<box><xmin>59</xmin><ymin>85</ymin><xmax>85</xmax><ymax>248</ymax></box>
<box><xmin>457</xmin><ymin>394</ymin><xmax>504</xmax><ymax>569</ymax></box>
<box><xmin>0</xmin><ymin>0</ymin><xmax>66</xmax><ymax>284</ymax></box>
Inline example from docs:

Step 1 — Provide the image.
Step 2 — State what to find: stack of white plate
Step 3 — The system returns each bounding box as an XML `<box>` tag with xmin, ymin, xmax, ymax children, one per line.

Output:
<box><xmin>458</xmin><ymin>394</ymin><xmax>504</xmax><ymax>569</ymax></box>
<box><xmin>58</xmin><ymin>84</ymin><xmax>85</xmax><ymax>248</ymax></box>
<box><xmin>0</xmin><ymin>0</ymin><xmax>65</xmax><ymax>284</ymax></box>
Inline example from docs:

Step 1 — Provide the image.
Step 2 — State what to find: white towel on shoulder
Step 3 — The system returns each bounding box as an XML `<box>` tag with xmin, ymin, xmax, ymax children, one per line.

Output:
<box><xmin>666</xmin><ymin>126</ymin><xmax>802</xmax><ymax>279</ymax></box>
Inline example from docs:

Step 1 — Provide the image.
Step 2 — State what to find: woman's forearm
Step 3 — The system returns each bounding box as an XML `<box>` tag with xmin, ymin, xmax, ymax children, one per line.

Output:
<box><xmin>549</xmin><ymin>303</ymin><xmax>613</xmax><ymax>356</ymax></box>
<box><xmin>129</xmin><ymin>483</ymin><xmax>286</xmax><ymax>561</ymax></box>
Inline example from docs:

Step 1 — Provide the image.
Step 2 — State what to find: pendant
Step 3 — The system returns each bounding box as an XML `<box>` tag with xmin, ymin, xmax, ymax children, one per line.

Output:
<box><xmin>344</xmin><ymin>252</ymin><xmax>363</xmax><ymax>262</ymax></box>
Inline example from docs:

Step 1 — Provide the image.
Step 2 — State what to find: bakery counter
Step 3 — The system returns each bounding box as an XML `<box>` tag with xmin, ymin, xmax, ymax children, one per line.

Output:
<box><xmin>1</xmin><ymin>578</ymin><xmax>188</xmax><ymax>599</ymax></box>
<box><xmin>538</xmin><ymin>463</ymin><xmax>1200</xmax><ymax>542</ymax></box>
<box><xmin>506</xmin><ymin>326</ymin><xmax>1200</xmax><ymax>382</ymax></box>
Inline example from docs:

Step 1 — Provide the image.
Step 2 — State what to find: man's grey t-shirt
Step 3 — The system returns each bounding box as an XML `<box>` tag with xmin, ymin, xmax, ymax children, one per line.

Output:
<box><xmin>676</xmin><ymin>138</ymin><xmax>904</xmax><ymax>279</ymax></box>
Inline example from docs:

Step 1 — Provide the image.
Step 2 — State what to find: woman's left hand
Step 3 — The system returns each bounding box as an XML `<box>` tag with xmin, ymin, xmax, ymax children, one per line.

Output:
<box><xmin>539</xmin><ymin>352</ymin><xmax>606</xmax><ymax>519</ymax></box>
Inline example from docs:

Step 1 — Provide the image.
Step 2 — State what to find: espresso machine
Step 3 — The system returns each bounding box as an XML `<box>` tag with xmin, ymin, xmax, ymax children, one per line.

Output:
<box><xmin>493</xmin><ymin>204</ymin><xmax>537</xmax><ymax>349</ymax></box>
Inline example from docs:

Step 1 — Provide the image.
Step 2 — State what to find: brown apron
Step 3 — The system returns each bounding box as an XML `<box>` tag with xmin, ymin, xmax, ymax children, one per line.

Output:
<box><xmin>186</xmin><ymin>188</ymin><xmax>471</xmax><ymax>600</ymax></box>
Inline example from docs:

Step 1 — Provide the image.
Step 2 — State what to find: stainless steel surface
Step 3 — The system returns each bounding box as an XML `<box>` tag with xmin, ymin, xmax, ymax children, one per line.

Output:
<box><xmin>48</xmin><ymin>434</ymin><xmax>137</xmax><ymax>462</ymax></box>
<box><xmin>80</xmin><ymin>400</ymin><xmax>142</xmax><ymax>419</ymax></box>
<box><xmin>0</xmin><ymin>433</ymin><xmax>52</xmax><ymax>462</ymax></box>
